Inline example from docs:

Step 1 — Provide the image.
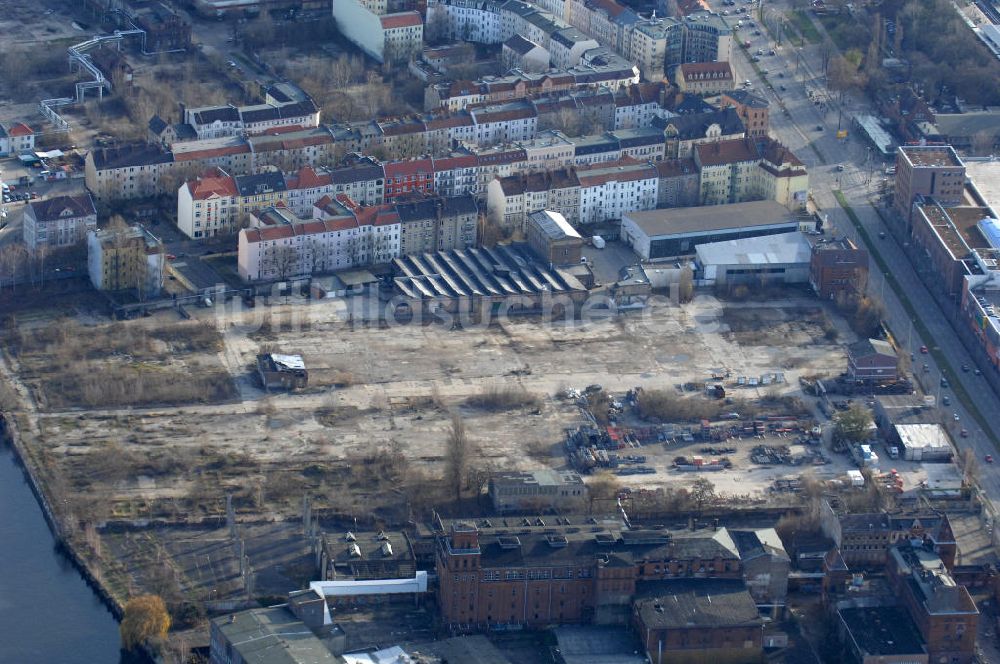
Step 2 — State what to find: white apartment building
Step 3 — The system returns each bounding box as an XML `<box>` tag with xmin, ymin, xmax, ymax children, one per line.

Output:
<box><xmin>177</xmin><ymin>167</ymin><xmax>343</xmax><ymax>239</ymax></box>
<box><xmin>238</xmin><ymin>206</ymin><xmax>401</xmax><ymax>282</ymax></box>
<box><xmin>381</xmin><ymin>12</ymin><xmax>424</xmax><ymax>63</ymax></box>
<box><xmin>334</xmin><ymin>0</ymin><xmax>423</xmax><ymax>64</ymax></box>
<box><xmin>468</xmin><ymin>103</ymin><xmax>539</xmax><ymax>146</ymax></box>
<box><xmin>577</xmin><ymin>158</ymin><xmax>659</xmax><ymax>224</ymax></box>
<box><xmin>548</xmin><ymin>27</ymin><xmax>599</xmax><ymax>68</ymax></box>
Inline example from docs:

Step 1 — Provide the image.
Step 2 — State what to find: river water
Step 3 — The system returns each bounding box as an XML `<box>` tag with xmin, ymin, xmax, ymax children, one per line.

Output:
<box><xmin>0</xmin><ymin>441</ymin><xmax>133</xmax><ymax>663</ymax></box>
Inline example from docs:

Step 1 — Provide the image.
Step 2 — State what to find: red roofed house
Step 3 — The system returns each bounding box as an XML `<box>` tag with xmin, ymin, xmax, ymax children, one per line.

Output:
<box><xmin>6</xmin><ymin>122</ymin><xmax>35</xmax><ymax>154</ymax></box>
<box><xmin>383</xmin><ymin>158</ymin><xmax>435</xmax><ymax>202</ymax></box>
<box><xmin>177</xmin><ymin>165</ymin><xmax>340</xmax><ymax>239</ymax></box>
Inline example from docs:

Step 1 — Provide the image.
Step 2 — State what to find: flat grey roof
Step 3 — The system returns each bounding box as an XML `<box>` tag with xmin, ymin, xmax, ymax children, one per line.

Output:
<box><xmin>624</xmin><ymin>200</ymin><xmax>795</xmax><ymax>238</ymax></box>
<box><xmin>966</xmin><ymin>160</ymin><xmax>1000</xmax><ymax>217</ymax></box>
<box><xmin>211</xmin><ymin>606</ymin><xmax>341</xmax><ymax>664</ymax></box>
<box><xmin>839</xmin><ymin>606</ymin><xmax>925</xmax><ymax>656</ymax></box>
<box><xmin>695</xmin><ymin>231</ymin><xmax>811</xmax><ymax>267</ymax></box>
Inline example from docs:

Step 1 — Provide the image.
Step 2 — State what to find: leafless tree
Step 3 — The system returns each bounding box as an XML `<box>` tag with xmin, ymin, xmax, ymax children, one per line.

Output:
<box><xmin>0</xmin><ymin>244</ymin><xmax>28</xmax><ymax>293</ymax></box>
<box><xmin>331</xmin><ymin>54</ymin><xmax>354</xmax><ymax>89</ymax></box>
<box><xmin>971</xmin><ymin>130</ymin><xmax>996</xmax><ymax>157</ymax></box>
<box><xmin>272</xmin><ymin>245</ymin><xmax>299</xmax><ymax>282</ymax></box>
<box><xmin>444</xmin><ymin>412</ymin><xmax>468</xmax><ymax>502</ymax></box>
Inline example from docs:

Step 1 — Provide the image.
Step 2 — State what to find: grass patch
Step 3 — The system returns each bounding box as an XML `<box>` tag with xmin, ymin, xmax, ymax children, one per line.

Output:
<box><xmin>314</xmin><ymin>404</ymin><xmax>368</xmax><ymax>427</ymax></box>
<box><xmin>787</xmin><ymin>10</ymin><xmax>822</xmax><ymax>44</ymax></box>
<box><xmin>637</xmin><ymin>389</ymin><xmax>726</xmax><ymax>423</ymax></box>
<box><xmin>465</xmin><ymin>385</ymin><xmax>541</xmax><ymax>412</ymax></box>
<box><xmin>834</xmin><ymin>192</ymin><xmax>997</xmax><ymax>445</ymax></box>
<box><xmin>4</xmin><ymin>320</ymin><xmax>235</xmax><ymax>409</ymax></box>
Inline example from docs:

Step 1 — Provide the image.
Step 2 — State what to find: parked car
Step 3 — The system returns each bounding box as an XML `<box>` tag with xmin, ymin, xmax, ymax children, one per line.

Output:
<box><xmin>942</xmin><ymin>395</ymin><xmax>950</xmax><ymax>406</ymax></box>
<box><xmin>961</xmin><ymin>363</ymin><xmax>969</xmax><ymax>372</ymax></box>
<box><xmin>986</xmin><ymin>454</ymin><xmax>993</xmax><ymax>463</ymax></box>
<box><xmin>919</xmin><ymin>345</ymin><xmax>928</xmax><ymax>354</ymax></box>
<box><xmin>960</xmin><ymin>429</ymin><xmax>969</xmax><ymax>438</ymax></box>
<box><xmin>953</xmin><ymin>412</ymin><xmax>960</xmax><ymax>421</ymax></box>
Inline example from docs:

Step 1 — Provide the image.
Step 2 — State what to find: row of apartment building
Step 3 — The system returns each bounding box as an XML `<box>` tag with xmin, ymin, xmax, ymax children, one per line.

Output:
<box><xmin>487</xmin><ymin>136</ymin><xmax>808</xmax><ymax>232</ymax></box>
<box><xmin>97</xmin><ymin>89</ymin><xmax>766</xmax><ymax>212</ymax></box>
<box><xmin>821</xmin><ymin>502</ymin><xmax>979</xmax><ymax>664</ymax></box>
<box><xmin>236</xmin><ymin>192</ymin><xmax>478</xmax><ymax>282</ymax></box>
<box><xmin>175</xmin><ymin>119</ymin><xmax>799</xmax><ymax>242</ymax></box>
<box><xmin>427</xmin><ymin>0</ymin><xmax>732</xmax><ymax>82</ymax></box>
<box><xmin>423</xmin><ymin>47</ymin><xmax>640</xmax><ymax>110</ymax></box>
<box><xmin>87</xmin><ymin>84</ymin><xmax>681</xmax><ymax>203</ymax></box>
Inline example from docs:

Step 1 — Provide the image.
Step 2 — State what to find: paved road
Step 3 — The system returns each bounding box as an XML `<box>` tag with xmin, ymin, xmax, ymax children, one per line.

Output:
<box><xmin>716</xmin><ymin>0</ymin><xmax>1000</xmax><ymax>515</ymax></box>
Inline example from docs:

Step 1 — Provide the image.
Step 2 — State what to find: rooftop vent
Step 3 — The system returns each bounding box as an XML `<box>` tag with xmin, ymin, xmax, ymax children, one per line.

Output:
<box><xmin>381</xmin><ymin>541</ymin><xmax>393</xmax><ymax>557</ymax></box>
<box><xmin>546</xmin><ymin>534</ymin><xmax>569</xmax><ymax>548</ymax></box>
<box><xmin>498</xmin><ymin>536</ymin><xmax>522</xmax><ymax>550</ymax></box>
<box><xmin>345</xmin><ymin>532</ymin><xmax>356</xmax><ymax>542</ymax></box>
<box><xmin>348</xmin><ymin>543</ymin><xmax>362</xmax><ymax>558</ymax></box>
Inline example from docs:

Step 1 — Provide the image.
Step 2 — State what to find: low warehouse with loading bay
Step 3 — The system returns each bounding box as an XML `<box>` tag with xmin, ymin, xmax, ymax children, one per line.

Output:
<box><xmin>621</xmin><ymin>200</ymin><xmax>806</xmax><ymax>261</ymax></box>
<box><xmin>694</xmin><ymin>232</ymin><xmax>813</xmax><ymax>288</ymax></box>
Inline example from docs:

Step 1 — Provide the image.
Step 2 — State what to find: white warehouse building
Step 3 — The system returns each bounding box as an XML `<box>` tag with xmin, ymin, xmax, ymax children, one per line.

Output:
<box><xmin>695</xmin><ymin>232</ymin><xmax>813</xmax><ymax>287</ymax></box>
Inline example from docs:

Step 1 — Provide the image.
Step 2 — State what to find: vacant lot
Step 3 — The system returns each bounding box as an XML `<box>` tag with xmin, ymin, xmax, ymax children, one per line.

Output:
<box><xmin>4</xmin><ymin>318</ymin><xmax>235</xmax><ymax>409</ymax></box>
<box><xmin>3</xmin><ymin>294</ymin><xmax>855</xmax><ymax>533</ymax></box>
<box><xmin>722</xmin><ymin>305</ymin><xmax>840</xmax><ymax>347</ymax></box>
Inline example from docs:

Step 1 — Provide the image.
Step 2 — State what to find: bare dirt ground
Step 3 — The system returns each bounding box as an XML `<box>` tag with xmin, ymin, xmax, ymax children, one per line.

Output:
<box><xmin>0</xmin><ymin>290</ymin><xmax>905</xmax><ymax>643</ymax></box>
<box><xmin>2</xmin><ymin>293</ymin><xmax>857</xmax><ymax>530</ymax></box>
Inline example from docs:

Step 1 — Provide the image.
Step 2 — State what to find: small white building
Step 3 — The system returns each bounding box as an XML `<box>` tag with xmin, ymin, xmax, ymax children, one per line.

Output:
<box><xmin>5</xmin><ymin>122</ymin><xmax>35</xmax><ymax>155</ymax></box>
<box><xmin>895</xmin><ymin>424</ymin><xmax>954</xmax><ymax>462</ymax></box>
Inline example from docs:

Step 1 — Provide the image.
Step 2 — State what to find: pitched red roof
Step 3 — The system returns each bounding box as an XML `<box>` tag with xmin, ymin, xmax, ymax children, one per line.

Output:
<box><xmin>287</xmin><ymin>165</ymin><xmax>331</xmax><ymax>190</ymax></box>
<box><xmin>174</xmin><ymin>144</ymin><xmax>250</xmax><ymax>162</ymax></box>
<box><xmin>576</xmin><ymin>157</ymin><xmax>658</xmax><ymax>187</ymax></box>
<box><xmin>589</xmin><ymin>0</ymin><xmax>627</xmax><ymax>18</ymax></box>
<box><xmin>8</xmin><ymin>122</ymin><xmax>33</xmax><ymax>137</ymax></box>
<box><xmin>380</xmin><ymin>11</ymin><xmax>422</xmax><ymax>30</ymax></box>
<box><xmin>188</xmin><ymin>175</ymin><xmax>238</xmax><ymax>200</ymax></box>
<box><xmin>384</xmin><ymin>158</ymin><xmax>433</xmax><ymax>177</ymax></box>
<box><xmin>423</xmin><ymin>114</ymin><xmax>473</xmax><ymax>130</ymax></box>
<box><xmin>432</xmin><ymin>154</ymin><xmax>478</xmax><ymax>171</ymax></box>
<box><xmin>694</xmin><ymin>138</ymin><xmax>759</xmax><ymax>167</ymax></box>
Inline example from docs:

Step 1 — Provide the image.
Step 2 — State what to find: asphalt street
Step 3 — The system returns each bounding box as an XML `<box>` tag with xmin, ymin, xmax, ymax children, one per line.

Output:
<box><xmin>717</xmin><ymin>0</ymin><xmax>1000</xmax><ymax>517</ymax></box>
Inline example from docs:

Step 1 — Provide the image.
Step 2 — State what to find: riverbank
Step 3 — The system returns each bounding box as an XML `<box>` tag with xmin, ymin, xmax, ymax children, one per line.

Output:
<box><xmin>0</xmin><ymin>410</ymin><xmax>136</xmax><ymax>662</ymax></box>
<box><xmin>1</xmin><ymin>412</ymin><xmax>127</xmax><ymax>620</ymax></box>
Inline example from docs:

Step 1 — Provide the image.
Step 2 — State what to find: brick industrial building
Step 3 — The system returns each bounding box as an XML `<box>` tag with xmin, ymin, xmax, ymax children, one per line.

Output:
<box><xmin>632</xmin><ymin>580</ymin><xmax>764</xmax><ymax>664</ymax></box>
<box><xmin>886</xmin><ymin>541</ymin><xmax>979</xmax><ymax>664</ymax></box>
<box><xmin>893</xmin><ymin>145</ymin><xmax>966</xmax><ymax>226</ymax></box>
<box><xmin>809</xmin><ymin>236</ymin><xmax>869</xmax><ymax>301</ymax></box>
<box><xmin>434</xmin><ymin>519</ymin><xmax>787</xmax><ymax>629</ymax></box>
